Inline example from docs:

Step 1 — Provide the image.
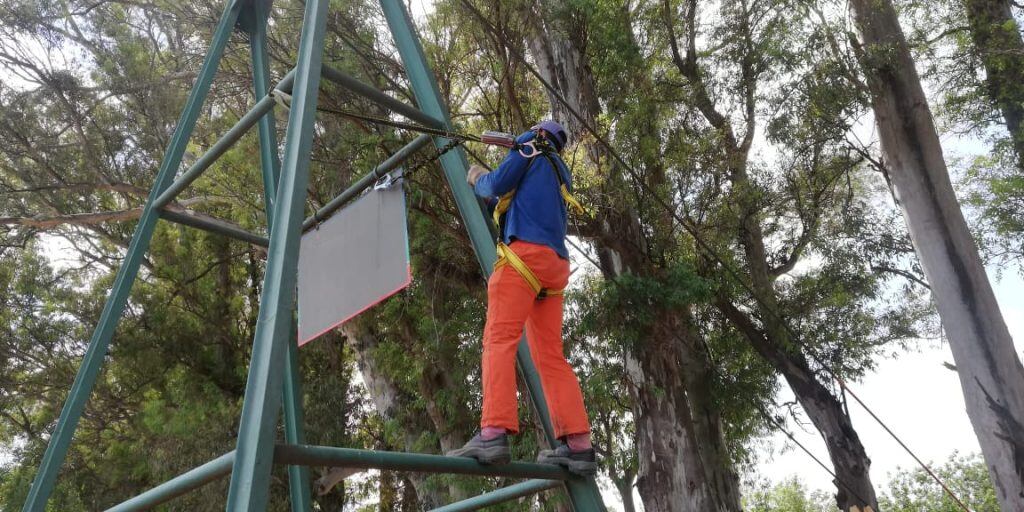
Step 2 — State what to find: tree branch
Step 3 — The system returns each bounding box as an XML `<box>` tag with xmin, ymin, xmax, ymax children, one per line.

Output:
<box><xmin>663</xmin><ymin>0</ymin><xmax>735</xmax><ymax>143</ymax></box>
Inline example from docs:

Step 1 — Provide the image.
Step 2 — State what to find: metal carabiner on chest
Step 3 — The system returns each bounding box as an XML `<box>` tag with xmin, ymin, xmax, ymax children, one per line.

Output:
<box><xmin>517</xmin><ymin>140</ymin><xmax>542</xmax><ymax>159</ymax></box>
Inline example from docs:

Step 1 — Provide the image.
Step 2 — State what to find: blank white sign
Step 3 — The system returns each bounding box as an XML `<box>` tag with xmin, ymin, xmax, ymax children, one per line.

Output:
<box><xmin>297</xmin><ymin>184</ymin><xmax>411</xmax><ymax>346</ymax></box>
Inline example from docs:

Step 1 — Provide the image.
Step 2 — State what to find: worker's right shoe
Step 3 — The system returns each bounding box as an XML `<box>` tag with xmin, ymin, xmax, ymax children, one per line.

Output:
<box><xmin>537</xmin><ymin>444</ymin><xmax>598</xmax><ymax>476</ymax></box>
<box><xmin>446</xmin><ymin>433</ymin><xmax>511</xmax><ymax>465</ymax></box>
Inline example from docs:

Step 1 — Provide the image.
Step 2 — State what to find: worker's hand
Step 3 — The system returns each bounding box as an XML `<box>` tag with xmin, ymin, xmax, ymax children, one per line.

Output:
<box><xmin>467</xmin><ymin>165</ymin><xmax>489</xmax><ymax>187</ymax></box>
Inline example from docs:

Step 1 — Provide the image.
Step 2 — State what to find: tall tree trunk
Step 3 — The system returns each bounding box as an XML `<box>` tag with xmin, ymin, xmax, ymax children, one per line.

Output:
<box><xmin>718</xmin><ymin>300</ymin><xmax>879</xmax><ymax>511</ymax></box>
<box><xmin>627</xmin><ymin>311</ymin><xmax>740</xmax><ymax>512</ymax></box>
<box><xmin>522</xmin><ymin>5</ymin><xmax>743</xmax><ymax>510</ymax></box>
<box><xmin>850</xmin><ymin>1</ymin><xmax>1024</xmax><ymax>508</ymax></box>
<box><xmin>963</xmin><ymin>0</ymin><xmax>1024</xmax><ymax>169</ymax></box>
<box><xmin>343</xmin><ymin>320</ymin><xmax>449</xmax><ymax>509</ymax></box>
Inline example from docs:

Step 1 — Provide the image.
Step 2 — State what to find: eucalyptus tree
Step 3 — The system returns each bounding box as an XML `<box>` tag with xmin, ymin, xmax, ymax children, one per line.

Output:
<box><xmin>847</xmin><ymin>0</ymin><xmax>1024</xmax><ymax>509</ymax></box>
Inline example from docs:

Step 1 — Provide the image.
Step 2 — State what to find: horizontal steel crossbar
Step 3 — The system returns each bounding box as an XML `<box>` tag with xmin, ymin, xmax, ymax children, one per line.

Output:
<box><xmin>273</xmin><ymin>444</ymin><xmax>574</xmax><ymax>481</ymax></box>
<box><xmin>104</xmin><ymin>451</ymin><xmax>235</xmax><ymax>512</ymax></box>
<box><xmin>429</xmin><ymin>479</ymin><xmax>562</xmax><ymax>512</ymax></box>
<box><xmin>159</xmin><ymin>209</ymin><xmax>269</xmax><ymax>247</ymax></box>
<box><xmin>320</xmin><ymin>64</ymin><xmax>442</xmax><ymax>128</ymax></box>
<box><xmin>153</xmin><ymin>70</ymin><xmax>297</xmax><ymax>209</ymax></box>
<box><xmin>302</xmin><ymin>133</ymin><xmax>432</xmax><ymax>230</ymax></box>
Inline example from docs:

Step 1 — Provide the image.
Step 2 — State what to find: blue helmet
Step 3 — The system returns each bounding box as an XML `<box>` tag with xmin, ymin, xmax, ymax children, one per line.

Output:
<box><xmin>531</xmin><ymin>120</ymin><xmax>568</xmax><ymax>152</ymax></box>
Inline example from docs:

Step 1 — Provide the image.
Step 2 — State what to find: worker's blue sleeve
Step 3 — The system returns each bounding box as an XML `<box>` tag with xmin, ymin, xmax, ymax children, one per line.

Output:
<box><xmin>474</xmin><ymin>131</ymin><xmax>535</xmax><ymax>198</ymax></box>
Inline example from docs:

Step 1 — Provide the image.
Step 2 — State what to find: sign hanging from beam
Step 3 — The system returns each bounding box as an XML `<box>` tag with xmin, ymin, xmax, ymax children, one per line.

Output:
<box><xmin>297</xmin><ymin>179</ymin><xmax>411</xmax><ymax>345</ymax></box>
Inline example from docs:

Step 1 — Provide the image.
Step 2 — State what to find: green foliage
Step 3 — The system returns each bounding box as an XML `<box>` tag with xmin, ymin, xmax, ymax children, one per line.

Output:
<box><xmin>744</xmin><ymin>453</ymin><xmax>998</xmax><ymax>512</ymax></box>
<box><xmin>574</xmin><ymin>263</ymin><xmax>711</xmax><ymax>350</ymax></box>
<box><xmin>962</xmin><ymin>155</ymin><xmax>1024</xmax><ymax>268</ymax></box>
<box><xmin>881</xmin><ymin>453</ymin><xmax>999</xmax><ymax>512</ymax></box>
<box><xmin>743</xmin><ymin>477</ymin><xmax>833</xmax><ymax>512</ymax></box>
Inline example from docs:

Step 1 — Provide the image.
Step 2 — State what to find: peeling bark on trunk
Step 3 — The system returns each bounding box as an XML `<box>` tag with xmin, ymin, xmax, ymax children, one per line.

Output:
<box><xmin>626</xmin><ymin>313</ymin><xmax>741</xmax><ymax>512</ymax></box>
<box><xmin>963</xmin><ymin>0</ymin><xmax>1024</xmax><ymax>169</ymax></box>
<box><xmin>850</xmin><ymin>1</ymin><xmax>1024</xmax><ymax>508</ymax></box>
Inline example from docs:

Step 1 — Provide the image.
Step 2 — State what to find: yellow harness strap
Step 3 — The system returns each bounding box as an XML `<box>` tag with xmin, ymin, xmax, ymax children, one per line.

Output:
<box><xmin>494</xmin><ymin>242</ymin><xmax>563</xmax><ymax>299</ymax></box>
<box><xmin>491</xmin><ymin>180</ymin><xmax>586</xmax><ymax>227</ymax></box>
<box><xmin>491</xmin><ymin>152</ymin><xmax>585</xmax><ymax>299</ymax></box>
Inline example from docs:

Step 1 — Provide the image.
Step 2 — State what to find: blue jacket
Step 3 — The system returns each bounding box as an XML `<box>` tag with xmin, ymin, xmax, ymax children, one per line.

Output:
<box><xmin>474</xmin><ymin>131</ymin><xmax>572</xmax><ymax>259</ymax></box>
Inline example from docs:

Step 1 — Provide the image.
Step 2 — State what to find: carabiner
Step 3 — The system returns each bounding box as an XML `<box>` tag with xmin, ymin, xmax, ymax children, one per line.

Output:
<box><xmin>517</xmin><ymin>140</ymin><xmax>541</xmax><ymax>158</ymax></box>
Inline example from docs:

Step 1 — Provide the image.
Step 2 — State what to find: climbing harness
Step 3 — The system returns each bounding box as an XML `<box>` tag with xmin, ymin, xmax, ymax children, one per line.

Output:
<box><xmin>491</xmin><ymin>151</ymin><xmax>586</xmax><ymax>300</ymax></box>
<box><xmin>494</xmin><ymin>242</ymin><xmax>561</xmax><ymax>298</ymax></box>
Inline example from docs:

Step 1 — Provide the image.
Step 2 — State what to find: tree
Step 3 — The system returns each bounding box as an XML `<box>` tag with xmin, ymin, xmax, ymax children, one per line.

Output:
<box><xmin>848</xmin><ymin>0</ymin><xmax>1024</xmax><ymax>509</ymax></box>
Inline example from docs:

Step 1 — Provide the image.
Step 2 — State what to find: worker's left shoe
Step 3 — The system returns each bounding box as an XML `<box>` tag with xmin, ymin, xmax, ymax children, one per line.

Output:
<box><xmin>537</xmin><ymin>444</ymin><xmax>598</xmax><ymax>476</ymax></box>
<box><xmin>446</xmin><ymin>433</ymin><xmax>511</xmax><ymax>465</ymax></box>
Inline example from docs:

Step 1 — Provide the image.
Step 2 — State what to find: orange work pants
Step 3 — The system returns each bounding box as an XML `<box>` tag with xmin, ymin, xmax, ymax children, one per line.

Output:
<box><xmin>480</xmin><ymin>240</ymin><xmax>591</xmax><ymax>438</ymax></box>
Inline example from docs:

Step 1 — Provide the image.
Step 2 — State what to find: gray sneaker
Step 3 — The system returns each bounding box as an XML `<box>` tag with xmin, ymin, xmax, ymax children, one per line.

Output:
<box><xmin>446</xmin><ymin>433</ymin><xmax>511</xmax><ymax>465</ymax></box>
<box><xmin>537</xmin><ymin>444</ymin><xmax>597</xmax><ymax>476</ymax></box>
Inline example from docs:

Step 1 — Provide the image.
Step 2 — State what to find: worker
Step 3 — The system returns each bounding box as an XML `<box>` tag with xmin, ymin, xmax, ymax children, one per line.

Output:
<box><xmin>446</xmin><ymin>120</ymin><xmax>596</xmax><ymax>476</ymax></box>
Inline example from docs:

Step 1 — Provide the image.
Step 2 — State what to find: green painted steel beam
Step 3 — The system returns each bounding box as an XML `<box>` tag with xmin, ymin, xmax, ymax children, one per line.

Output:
<box><xmin>224</xmin><ymin>0</ymin><xmax>330</xmax><ymax>508</ymax></box>
<box><xmin>320</xmin><ymin>64</ymin><xmax>442</xmax><ymax>128</ymax></box>
<box><xmin>104</xmin><ymin>452</ymin><xmax>235</xmax><ymax>512</ymax></box>
<box><xmin>280</xmin><ymin>332</ymin><xmax>311</xmax><ymax>512</ymax></box>
<box><xmin>376</xmin><ymin>0</ymin><xmax>496</xmax><ymax>272</ymax></box>
<box><xmin>153</xmin><ymin>70</ymin><xmax>295</xmax><ymax>210</ymax></box>
<box><xmin>159</xmin><ymin>209</ymin><xmax>269</xmax><ymax>247</ymax></box>
<box><xmin>376</xmin><ymin>2</ymin><xmax>607</xmax><ymax>510</ymax></box>
<box><xmin>249</xmin><ymin>1</ymin><xmax>283</xmax><ymax>228</ymax></box>
<box><xmin>429</xmin><ymin>480</ymin><xmax>561</xmax><ymax>512</ymax></box>
<box><xmin>302</xmin><ymin>134</ymin><xmax>431</xmax><ymax>230</ymax></box>
<box><xmin>246</xmin><ymin>4</ymin><xmax>313</xmax><ymax>511</ymax></box>
<box><xmin>273</xmin><ymin>445</ymin><xmax>573</xmax><ymax>481</ymax></box>
<box><xmin>19</xmin><ymin>3</ymin><xmax>245</xmax><ymax>511</ymax></box>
